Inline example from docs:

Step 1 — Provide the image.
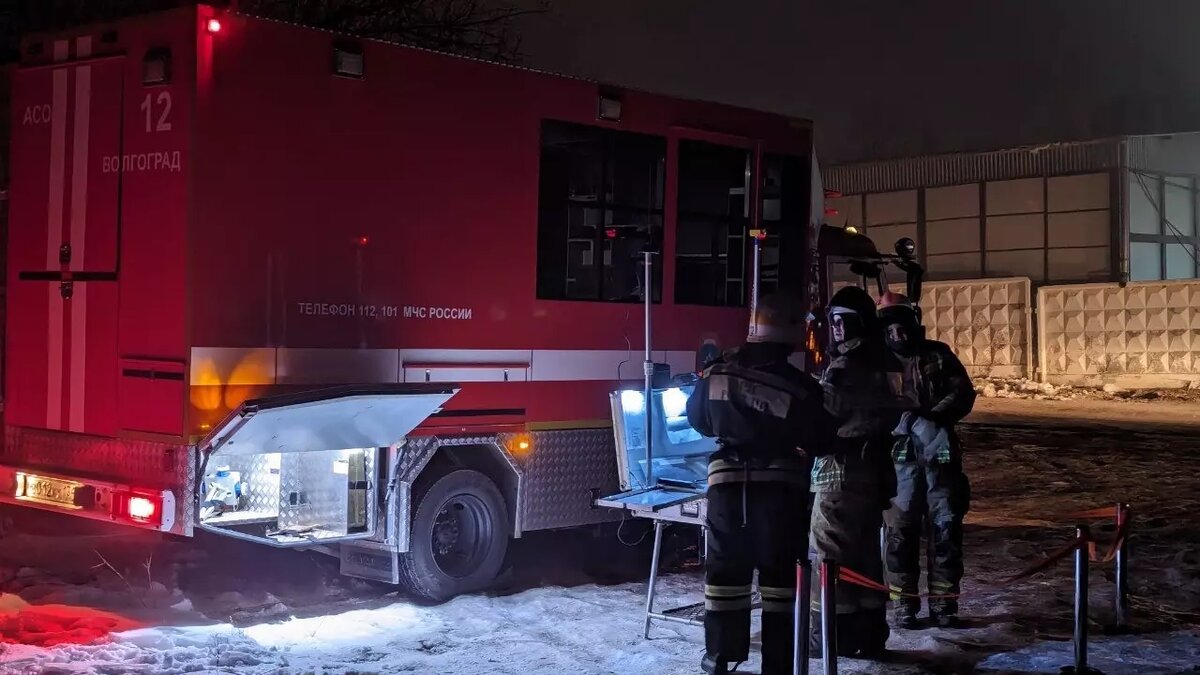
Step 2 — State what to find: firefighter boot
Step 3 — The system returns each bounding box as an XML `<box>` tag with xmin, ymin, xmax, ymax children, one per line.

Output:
<box><xmin>808</xmin><ymin>611</ymin><xmax>861</xmax><ymax>659</ymax></box>
<box><xmin>700</xmin><ymin>654</ymin><xmax>730</xmax><ymax>674</ymax></box>
<box><xmin>855</xmin><ymin>607</ymin><xmax>891</xmax><ymax>658</ymax></box>
<box><xmin>930</xmin><ymin>596</ymin><xmax>963</xmax><ymax>629</ymax></box>
<box><xmin>891</xmin><ymin>600</ymin><xmax>922</xmax><ymax>630</ymax></box>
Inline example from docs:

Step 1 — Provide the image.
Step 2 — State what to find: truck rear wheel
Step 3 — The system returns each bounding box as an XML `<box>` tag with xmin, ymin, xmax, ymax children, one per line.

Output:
<box><xmin>398</xmin><ymin>468</ymin><xmax>510</xmax><ymax>602</ymax></box>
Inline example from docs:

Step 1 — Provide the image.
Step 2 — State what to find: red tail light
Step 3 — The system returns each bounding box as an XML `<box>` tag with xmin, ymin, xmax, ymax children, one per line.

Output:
<box><xmin>206</xmin><ymin>18</ymin><xmax>222</xmax><ymax>34</ymax></box>
<box><xmin>128</xmin><ymin>496</ymin><xmax>156</xmax><ymax>520</ymax></box>
<box><xmin>113</xmin><ymin>491</ymin><xmax>162</xmax><ymax>525</ymax></box>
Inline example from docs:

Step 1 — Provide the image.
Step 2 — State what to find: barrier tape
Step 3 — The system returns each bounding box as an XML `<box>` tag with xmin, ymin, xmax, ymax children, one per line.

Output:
<box><xmin>836</xmin><ymin>535</ymin><xmax>1076</xmax><ymax>599</ymax></box>
<box><xmin>837</xmin><ymin>567</ymin><xmax>960</xmax><ymax>600</ymax></box>
<box><xmin>835</xmin><ymin>502</ymin><xmax>1132</xmax><ymax>595</ymax></box>
<box><xmin>1055</xmin><ymin>505</ymin><xmax>1122</xmax><ymax>522</ymax></box>
<box><xmin>1088</xmin><ymin>515</ymin><xmax>1129</xmax><ymax>564</ymax></box>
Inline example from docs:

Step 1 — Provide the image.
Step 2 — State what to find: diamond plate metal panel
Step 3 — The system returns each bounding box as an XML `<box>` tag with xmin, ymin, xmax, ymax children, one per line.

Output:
<box><xmin>277</xmin><ymin>449</ymin><xmax>376</xmax><ymax>536</ymax></box>
<box><xmin>387</xmin><ymin>431</ymin><xmax>619</xmax><ymax>546</ymax></box>
<box><xmin>207</xmin><ymin>453</ymin><xmax>280</xmax><ymax>518</ymax></box>
<box><xmin>178</xmin><ymin>447</ymin><xmax>195</xmax><ymax>536</ymax></box>
<box><xmin>1</xmin><ymin>427</ymin><xmax>194</xmax><ymax>536</ymax></box>
<box><xmin>390</xmin><ymin>435</ymin><xmax>520</xmax><ymax>552</ymax></box>
<box><xmin>395</xmin><ymin>435</ymin><xmax>503</xmax><ymax>483</ymax></box>
<box><xmin>1039</xmin><ymin>280</ymin><xmax>1200</xmax><ymax>386</ymax></box>
<box><xmin>245</xmin><ymin>454</ymin><xmax>281</xmax><ymax>515</ymax></box>
<box><xmin>520</xmin><ymin>429</ymin><xmax>621</xmax><ymax>531</ymax></box>
<box><xmin>895</xmin><ymin>277</ymin><xmax>1033</xmax><ymax>379</ymax></box>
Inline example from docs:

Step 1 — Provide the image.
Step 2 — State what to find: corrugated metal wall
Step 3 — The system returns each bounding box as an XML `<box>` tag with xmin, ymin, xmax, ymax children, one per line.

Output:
<box><xmin>823</xmin><ymin>136</ymin><xmax>1200</xmax><ymax>388</ymax></box>
<box><xmin>825</xmin><ymin>139</ymin><xmax>1123</xmax><ymax>195</ymax></box>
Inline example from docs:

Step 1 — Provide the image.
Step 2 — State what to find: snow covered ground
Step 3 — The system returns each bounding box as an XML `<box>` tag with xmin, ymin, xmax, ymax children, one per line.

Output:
<box><xmin>2</xmin><ymin>401</ymin><xmax>1199</xmax><ymax>674</ymax></box>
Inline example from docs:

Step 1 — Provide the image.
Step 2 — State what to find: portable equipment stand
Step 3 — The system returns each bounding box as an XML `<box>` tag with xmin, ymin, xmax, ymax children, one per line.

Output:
<box><xmin>643</xmin><ymin>249</ymin><xmax>654</xmax><ymax>485</ymax></box>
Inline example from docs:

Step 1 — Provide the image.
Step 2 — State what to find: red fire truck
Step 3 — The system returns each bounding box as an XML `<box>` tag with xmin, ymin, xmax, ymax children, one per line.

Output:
<box><xmin>2</xmin><ymin>5</ymin><xmax>914</xmax><ymax>600</ymax></box>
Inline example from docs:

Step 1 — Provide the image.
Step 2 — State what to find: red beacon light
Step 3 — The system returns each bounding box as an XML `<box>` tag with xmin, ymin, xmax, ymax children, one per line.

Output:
<box><xmin>206</xmin><ymin>18</ymin><xmax>222</xmax><ymax>34</ymax></box>
<box><xmin>356</xmin><ymin>235</ymin><xmax>370</xmax><ymax>247</ymax></box>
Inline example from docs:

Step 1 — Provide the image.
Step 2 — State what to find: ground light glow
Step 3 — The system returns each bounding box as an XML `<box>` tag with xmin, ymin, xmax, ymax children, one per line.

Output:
<box><xmin>241</xmin><ymin>603</ymin><xmax>423</xmax><ymax>648</ymax></box>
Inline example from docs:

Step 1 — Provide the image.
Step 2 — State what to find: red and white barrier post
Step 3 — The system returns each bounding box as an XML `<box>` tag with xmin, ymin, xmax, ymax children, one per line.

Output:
<box><xmin>1113</xmin><ymin>503</ymin><xmax>1131</xmax><ymax>632</ymax></box>
<box><xmin>820</xmin><ymin>559</ymin><xmax>838</xmax><ymax>675</ymax></box>
<box><xmin>793</xmin><ymin>559</ymin><xmax>812</xmax><ymax>675</ymax></box>
<box><xmin>1065</xmin><ymin>525</ymin><xmax>1104</xmax><ymax>675</ymax></box>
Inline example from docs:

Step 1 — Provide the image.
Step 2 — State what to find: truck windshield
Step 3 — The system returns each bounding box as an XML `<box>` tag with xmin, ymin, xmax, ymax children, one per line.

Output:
<box><xmin>825</xmin><ymin>257</ymin><xmax>890</xmax><ymax>301</ymax></box>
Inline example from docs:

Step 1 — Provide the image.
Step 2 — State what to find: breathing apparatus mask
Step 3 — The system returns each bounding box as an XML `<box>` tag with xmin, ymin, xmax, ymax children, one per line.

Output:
<box><xmin>827</xmin><ymin>286</ymin><xmax>877</xmax><ymax>355</ymax></box>
<box><xmin>878</xmin><ymin>292</ymin><xmax>923</xmax><ymax>357</ymax></box>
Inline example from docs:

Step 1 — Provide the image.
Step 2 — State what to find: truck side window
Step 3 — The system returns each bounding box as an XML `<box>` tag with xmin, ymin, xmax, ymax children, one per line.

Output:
<box><xmin>760</xmin><ymin>154</ymin><xmax>808</xmax><ymax>296</ymax></box>
<box><xmin>674</xmin><ymin>140</ymin><xmax>751</xmax><ymax>306</ymax></box>
<box><xmin>537</xmin><ymin>120</ymin><xmax>665</xmax><ymax>302</ymax></box>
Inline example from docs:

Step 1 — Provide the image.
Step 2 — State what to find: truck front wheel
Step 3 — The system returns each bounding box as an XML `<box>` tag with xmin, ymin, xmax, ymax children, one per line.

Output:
<box><xmin>398</xmin><ymin>468</ymin><xmax>510</xmax><ymax>601</ymax></box>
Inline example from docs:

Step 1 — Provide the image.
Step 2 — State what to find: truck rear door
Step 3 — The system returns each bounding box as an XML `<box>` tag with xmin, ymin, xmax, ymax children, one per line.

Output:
<box><xmin>7</xmin><ymin>39</ymin><xmax>123</xmax><ymax>436</ymax></box>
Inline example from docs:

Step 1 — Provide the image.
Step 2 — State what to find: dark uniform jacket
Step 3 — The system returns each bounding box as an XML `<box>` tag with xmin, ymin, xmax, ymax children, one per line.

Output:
<box><xmin>894</xmin><ymin>339</ymin><xmax>976</xmax><ymax>463</ymax></box>
<box><xmin>686</xmin><ymin>342</ymin><xmax>833</xmax><ymax>485</ymax></box>
<box><xmin>813</xmin><ymin>340</ymin><xmax>917</xmax><ymax>493</ymax></box>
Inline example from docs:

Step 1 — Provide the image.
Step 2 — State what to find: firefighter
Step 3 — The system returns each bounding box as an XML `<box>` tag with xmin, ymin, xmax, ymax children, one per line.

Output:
<box><xmin>809</xmin><ymin>285</ymin><xmax>915</xmax><ymax>658</ymax></box>
<box><xmin>877</xmin><ymin>292</ymin><xmax>976</xmax><ymax>629</ymax></box>
<box><xmin>686</xmin><ymin>294</ymin><xmax>834</xmax><ymax>675</ymax></box>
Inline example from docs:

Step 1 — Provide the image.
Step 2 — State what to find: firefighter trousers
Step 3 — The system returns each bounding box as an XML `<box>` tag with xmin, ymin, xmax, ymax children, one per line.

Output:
<box><xmin>704</xmin><ymin>479</ymin><xmax>808</xmax><ymax>674</ymax></box>
<box><xmin>808</xmin><ymin>488</ymin><xmax>890</xmax><ymax>656</ymax></box>
<box><xmin>884</xmin><ymin>460</ymin><xmax>970</xmax><ymax>616</ymax></box>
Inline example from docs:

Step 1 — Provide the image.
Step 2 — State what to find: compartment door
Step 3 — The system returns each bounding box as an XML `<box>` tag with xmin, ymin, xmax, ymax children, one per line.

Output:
<box><xmin>7</xmin><ymin>49</ymin><xmax>124</xmax><ymax>436</ymax></box>
<box><xmin>201</xmin><ymin>385</ymin><xmax>460</xmax><ymax>459</ymax></box>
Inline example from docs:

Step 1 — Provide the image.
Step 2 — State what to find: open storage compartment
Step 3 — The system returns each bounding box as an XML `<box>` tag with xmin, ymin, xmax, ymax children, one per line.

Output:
<box><xmin>196</xmin><ymin>385</ymin><xmax>458</xmax><ymax>547</ymax></box>
<box><xmin>609</xmin><ymin>384</ymin><xmax>715</xmax><ymax>492</ymax></box>
<box><xmin>596</xmin><ymin>383</ymin><xmax>716</xmax><ymax>518</ymax></box>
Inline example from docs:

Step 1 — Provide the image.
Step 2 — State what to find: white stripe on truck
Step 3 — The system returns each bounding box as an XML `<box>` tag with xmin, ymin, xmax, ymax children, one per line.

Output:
<box><xmin>189</xmin><ymin>347</ymin><xmax>699</xmax><ymax>385</ymax></box>
<box><xmin>45</xmin><ymin>61</ymin><xmax>69</xmax><ymax>429</ymax></box>
<box><xmin>68</xmin><ymin>41</ymin><xmax>93</xmax><ymax>432</ymax></box>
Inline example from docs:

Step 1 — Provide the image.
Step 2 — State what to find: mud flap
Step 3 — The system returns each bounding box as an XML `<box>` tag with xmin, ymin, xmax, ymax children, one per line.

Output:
<box><xmin>196</xmin><ymin>385</ymin><xmax>458</xmax><ymax>547</ymax></box>
<box><xmin>340</xmin><ymin>542</ymin><xmax>400</xmax><ymax>584</ymax></box>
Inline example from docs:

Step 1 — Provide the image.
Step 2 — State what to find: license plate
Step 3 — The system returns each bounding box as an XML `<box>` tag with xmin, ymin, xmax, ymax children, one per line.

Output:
<box><xmin>17</xmin><ymin>473</ymin><xmax>83</xmax><ymax>509</ymax></box>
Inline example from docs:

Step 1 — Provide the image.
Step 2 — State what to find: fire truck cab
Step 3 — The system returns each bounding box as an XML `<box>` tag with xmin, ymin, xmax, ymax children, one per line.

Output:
<box><xmin>1</xmin><ymin>6</ymin><xmax>913</xmax><ymax>601</ymax></box>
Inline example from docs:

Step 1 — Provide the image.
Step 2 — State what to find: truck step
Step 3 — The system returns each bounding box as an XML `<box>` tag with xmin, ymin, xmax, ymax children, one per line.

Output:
<box><xmin>339</xmin><ymin>543</ymin><xmax>400</xmax><ymax>585</ymax></box>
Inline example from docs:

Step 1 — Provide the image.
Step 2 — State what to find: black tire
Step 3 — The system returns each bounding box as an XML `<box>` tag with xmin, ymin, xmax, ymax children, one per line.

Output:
<box><xmin>398</xmin><ymin>468</ymin><xmax>510</xmax><ymax>602</ymax></box>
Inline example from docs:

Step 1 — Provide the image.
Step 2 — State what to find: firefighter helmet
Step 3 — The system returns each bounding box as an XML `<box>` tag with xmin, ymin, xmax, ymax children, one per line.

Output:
<box><xmin>827</xmin><ymin>286</ymin><xmax>877</xmax><ymax>353</ymax></box>
<box><xmin>878</xmin><ymin>292</ymin><xmax>923</xmax><ymax>355</ymax></box>
<box><xmin>748</xmin><ymin>293</ymin><xmax>802</xmax><ymax>343</ymax></box>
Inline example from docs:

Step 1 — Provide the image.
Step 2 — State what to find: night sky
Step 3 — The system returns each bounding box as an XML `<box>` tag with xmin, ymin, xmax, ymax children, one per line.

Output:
<box><xmin>513</xmin><ymin>0</ymin><xmax>1200</xmax><ymax>163</ymax></box>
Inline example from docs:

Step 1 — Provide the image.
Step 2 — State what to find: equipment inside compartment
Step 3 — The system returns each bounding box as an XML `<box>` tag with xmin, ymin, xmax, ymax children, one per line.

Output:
<box><xmin>199</xmin><ymin>448</ymin><xmax>374</xmax><ymax>545</ymax></box>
